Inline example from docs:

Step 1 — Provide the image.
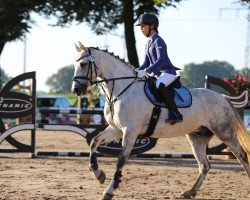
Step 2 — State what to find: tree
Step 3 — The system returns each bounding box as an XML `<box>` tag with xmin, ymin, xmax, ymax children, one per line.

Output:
<box><xmin>241</xmin><ymin>0</ymin><xmax>250</xmax><ymax>3</ymax></box>
<box><xmin>46</xmin><ymin>65</ymin><xmax>74</xmax><ymax>93</ymax></box>
<box><xmin>44</xmin><ymin>0</ymin><xmax>182</xmax><ymax>67</ymax></box>
<box><xmin>0</xmin><ymin>67</ymin><xmax>9</xmax><ymax>89</ymax></box>
<box><xmin>0</xmin><ymin>1</ymin><xmax>54</xmax><ymax>56</ymax></box>
<box><xmin>46</xmin><ymin>65</ymin><xmax>101</xmax><ymax>107</ymax></box>
<box><xmin>0</xmin><ymin>0</ymin><xmax>183</xmax><ymax>66</ymax></box>
<box><xmin>180</xmin><ymin>60</ymin><xmax>235</xmax><ymax>88</ymax></box>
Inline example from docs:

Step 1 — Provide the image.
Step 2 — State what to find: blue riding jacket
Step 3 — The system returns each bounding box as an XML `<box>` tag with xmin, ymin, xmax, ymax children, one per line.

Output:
<box><xmin>138</xmin><ymin>33</ymin><xmax>176</xmax><ymax>76</ymax></box>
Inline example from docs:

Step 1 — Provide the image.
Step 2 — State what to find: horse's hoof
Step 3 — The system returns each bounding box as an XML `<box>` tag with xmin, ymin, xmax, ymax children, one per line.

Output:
<box><xmin>100</xmin><ymin>193</ymin><xmax>113</xmax><ymax>200</ymax></box>
<box><xmin>180</xmin><ymin>190</ymin><xmax>196</xmax><ymax>199</ymax></box>
<box><xmin>97</xmin><ymin>170</ymin><xmax>106</xmax><ymax>184</ymax></box>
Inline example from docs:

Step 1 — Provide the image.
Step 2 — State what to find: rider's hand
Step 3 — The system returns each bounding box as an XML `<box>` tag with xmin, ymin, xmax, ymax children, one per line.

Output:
<box><xmin>137</xmin><ymin>70</ymin><xmax>147</xmax><ymax>78</ymax></box>
<box><xmin>147</xmin><ymin>72</ymin><xmax>155</xmax><ymax>77</ymax></box>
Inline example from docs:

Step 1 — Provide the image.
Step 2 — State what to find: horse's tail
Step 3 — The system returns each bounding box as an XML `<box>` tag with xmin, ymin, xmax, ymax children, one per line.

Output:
<box><xmin>230</xmin><ymin>101</ymin><xmax>250</xmax><ymax>163</ymax></box>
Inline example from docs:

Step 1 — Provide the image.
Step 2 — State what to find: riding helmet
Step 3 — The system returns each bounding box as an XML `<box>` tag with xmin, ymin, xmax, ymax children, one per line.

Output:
<box><xmin>135</xmin><ymin>13</ymin><xmax>159</xmax><ymax>27</ymax></box>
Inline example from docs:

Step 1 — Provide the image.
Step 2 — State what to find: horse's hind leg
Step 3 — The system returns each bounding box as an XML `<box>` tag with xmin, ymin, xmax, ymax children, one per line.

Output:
<box><xmin>211</xmin><ymin>115</ymin><xmax>250</xmax><ymax>179</ymax></box>
<box><xmin>220</xmin><ymin>134</ymin><xmax>250</xmax><ymax>179</ymax></box>
<box><xmin>89</xmin><ymin>125</ymin><xmax>122</xmax><ymax>184</ymax></box>
<box><xmin>183</xmin><ymin>128</ymin><xmax>213</xmax><ymax>199</ymax></box>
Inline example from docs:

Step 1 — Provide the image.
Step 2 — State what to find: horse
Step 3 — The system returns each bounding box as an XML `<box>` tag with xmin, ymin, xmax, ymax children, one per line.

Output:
<box><xmin>72</xmin><ymin>42</ymin><xmax>250</xmax><ymax>200</ymax></box>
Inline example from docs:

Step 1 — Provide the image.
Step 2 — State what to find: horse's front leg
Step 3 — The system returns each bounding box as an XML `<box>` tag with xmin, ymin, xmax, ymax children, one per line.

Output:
<box><xmin>89</xmin><ymin>125</ymin><xmax>122</xmax><ymax>184</ymax></box>
<box><xmin>101</xmin><ymin>127</ymin><xmax>139</xmax><ymax>200</ymax></box>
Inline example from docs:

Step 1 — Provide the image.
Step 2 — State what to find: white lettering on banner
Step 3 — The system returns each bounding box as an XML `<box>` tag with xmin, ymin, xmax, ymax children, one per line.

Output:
<box><xmin>0</xmin><ymin>97</ymin><xmax>32</xmax><ymax>113</ymax></box>
<box><xmin>99</xmin><ymin>137</ymin><xmax>151</xmax><ymax>150</ymax></box>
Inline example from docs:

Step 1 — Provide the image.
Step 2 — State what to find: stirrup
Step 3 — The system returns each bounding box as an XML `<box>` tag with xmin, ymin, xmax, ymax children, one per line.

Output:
<box><xmin>165</xmin><ymin>110</ymin><xmax>183</xmax><ymax>125</ymax></box>
<box><xmin>165</xmin><ymin>118</ymin><xmax>183</xmax><ymax>125</ymax></box>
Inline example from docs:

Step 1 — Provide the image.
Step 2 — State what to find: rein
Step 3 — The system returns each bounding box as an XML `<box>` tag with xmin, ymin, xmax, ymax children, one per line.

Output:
<box><xmin>73</xmin><ymin>75</ymin><xmax>139</xmax><ymax>85</ymax></box>
<box><xmin>72</xmin><ymin>48</ymin><xmax>146</xmax><ymax>117</ymax></box>
<box><xmin>73</xmin><ymin>48</ymin><xmax>140</xmax><ymax>85</ymax></box>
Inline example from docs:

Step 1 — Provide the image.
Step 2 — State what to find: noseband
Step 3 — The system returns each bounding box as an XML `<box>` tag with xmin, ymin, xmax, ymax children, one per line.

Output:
<box><xmin>72</xmin><ymin>48</ymin><xmax>98</xmax><ymax>86</ymax></box>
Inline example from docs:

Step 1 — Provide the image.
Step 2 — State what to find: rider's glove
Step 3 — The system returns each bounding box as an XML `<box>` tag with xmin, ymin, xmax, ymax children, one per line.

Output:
<box><xmin>147</xmin><ymin>72</ymin><xmax>155</xmax><ymax>77</ymax></box>
<box><xmin>137</xmin><ymin>70</ymin><xmax>147</xmax><ymax>78</ymax></box>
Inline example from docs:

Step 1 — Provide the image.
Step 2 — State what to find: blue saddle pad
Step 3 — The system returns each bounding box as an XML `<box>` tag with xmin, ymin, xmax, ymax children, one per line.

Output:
<box><xmin>144</xmin><ymin>81</ymin><xmax>192</xmax><ymax>108</ymax></box>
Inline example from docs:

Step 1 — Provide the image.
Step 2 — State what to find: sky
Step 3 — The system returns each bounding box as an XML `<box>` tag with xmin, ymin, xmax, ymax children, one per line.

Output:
<box><xmin>0</xmin><ymin>0</ymin><xmax>249</xmax><ymax>92</ymax></box>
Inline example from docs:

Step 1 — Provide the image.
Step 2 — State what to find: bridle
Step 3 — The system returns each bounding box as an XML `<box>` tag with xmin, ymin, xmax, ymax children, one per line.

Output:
<box><xmin>72</xmin><ymin>47</ymin><xmax>141</xmax><ymax>85</ymax></box>
<box><xmin>72</xmin><ymin>48</ymin><xmax>99</xmax><ymax>86</ymax></box>
<box><xmin>72</xmin><ymin>47</ymin><xmax>145</xmax><ymax>117</ymax></box>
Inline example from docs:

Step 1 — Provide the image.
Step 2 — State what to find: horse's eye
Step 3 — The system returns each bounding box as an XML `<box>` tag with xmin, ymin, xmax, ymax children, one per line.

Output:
<box><xmin>80</xmin><ymin>62</ymin><xmax>86</xmax><ymax>68</ymax></box>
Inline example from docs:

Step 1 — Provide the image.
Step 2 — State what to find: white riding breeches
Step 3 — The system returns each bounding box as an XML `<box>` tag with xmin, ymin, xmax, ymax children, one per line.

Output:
<box><xmin>156</xmin><ymin>73</ymin><xmax>176</xmax><ymax>88</ymax></box>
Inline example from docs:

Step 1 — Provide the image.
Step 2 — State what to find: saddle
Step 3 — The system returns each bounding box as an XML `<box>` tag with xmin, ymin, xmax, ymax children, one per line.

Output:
<box><xmin>144</xmin><ymin>76</ymin><xmax>192</xmax><ymax>108</ymax></box>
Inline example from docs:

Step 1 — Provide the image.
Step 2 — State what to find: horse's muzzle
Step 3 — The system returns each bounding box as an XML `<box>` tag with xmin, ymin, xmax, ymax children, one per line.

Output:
<box><xmin>72</xmin><ymin>82</ymin><xmax>88</xmax><ymax>96</ymax></box>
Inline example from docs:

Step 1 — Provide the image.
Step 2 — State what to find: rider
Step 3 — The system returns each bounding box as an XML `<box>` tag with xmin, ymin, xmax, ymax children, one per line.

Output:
<box><xmin>136</xmin><ymin>13</ymin><xmax>183</xmax><ymax>125</ymax></box>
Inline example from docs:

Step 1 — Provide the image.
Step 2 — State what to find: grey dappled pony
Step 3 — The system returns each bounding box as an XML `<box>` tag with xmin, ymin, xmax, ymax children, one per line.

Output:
<box><xmin>72</xmin><ymin>42</ymin><xmax>250</xmax><ymax>200</ymax></box>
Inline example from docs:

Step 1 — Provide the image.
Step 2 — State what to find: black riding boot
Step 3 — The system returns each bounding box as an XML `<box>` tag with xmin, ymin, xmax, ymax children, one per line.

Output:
<box><xmin>157</xmin><ymin>83</ymin><xmax>183</xmax><ymax>125</ymax></box>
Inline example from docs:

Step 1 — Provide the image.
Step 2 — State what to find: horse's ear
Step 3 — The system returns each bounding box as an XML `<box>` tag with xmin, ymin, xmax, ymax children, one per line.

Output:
<box><xmin>78</xmin><ymin>41</ymin><xmax>86</xmax><ymax>50</ymax></box>
<box><xmin>74</xmin><ymin>43</ymin><xmax>81</xmax><ymax>52</ymax></box>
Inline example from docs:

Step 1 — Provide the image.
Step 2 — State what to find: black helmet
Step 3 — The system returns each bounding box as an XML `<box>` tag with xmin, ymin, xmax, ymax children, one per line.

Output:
<box><xmin>135</xmin><ymin>13</ymin><xmax>159</xmax><ymax>27</ymax></box>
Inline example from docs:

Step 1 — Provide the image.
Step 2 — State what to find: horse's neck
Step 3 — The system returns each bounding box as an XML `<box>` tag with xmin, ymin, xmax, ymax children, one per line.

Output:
<box><xmin>97</xmin><ymin>52</ymin><xmax>135</xmax><ymax>99</ymax></box>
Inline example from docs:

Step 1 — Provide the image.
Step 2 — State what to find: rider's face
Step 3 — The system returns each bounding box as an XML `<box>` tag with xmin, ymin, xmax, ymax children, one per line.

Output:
<box><xmin>140</xmin><ymin>24</ymin><xmax>150</xmax><ymax>37</ymax></box>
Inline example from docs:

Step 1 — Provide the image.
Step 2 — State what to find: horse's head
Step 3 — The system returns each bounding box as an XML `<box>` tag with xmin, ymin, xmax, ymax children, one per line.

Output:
<box><xmin>72</xmin><ymin>42</ymin><xmax>98</xmax><ymax>96</ymax></box>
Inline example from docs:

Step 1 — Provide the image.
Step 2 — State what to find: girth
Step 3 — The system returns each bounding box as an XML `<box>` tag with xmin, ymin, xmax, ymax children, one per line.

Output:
<box><xmin>143</xmin><ymin>106</ymin><xmax>161</xmax><ymax>137</ymax></box>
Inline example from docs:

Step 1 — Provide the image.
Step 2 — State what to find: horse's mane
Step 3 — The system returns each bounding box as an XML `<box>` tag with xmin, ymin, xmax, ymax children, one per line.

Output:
<box><xmin>91</xmin><ymin>47</ymin><xmax>135</xmax><ymax>71</ymax></box>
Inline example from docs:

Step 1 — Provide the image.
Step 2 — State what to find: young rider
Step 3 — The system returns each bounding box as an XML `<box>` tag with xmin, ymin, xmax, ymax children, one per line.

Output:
<box><xmin>136</xmin><ymin>13</ymin><xmax>183</xmax><ymax>125</ymax></box>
